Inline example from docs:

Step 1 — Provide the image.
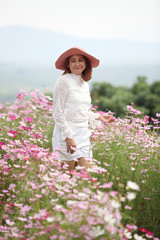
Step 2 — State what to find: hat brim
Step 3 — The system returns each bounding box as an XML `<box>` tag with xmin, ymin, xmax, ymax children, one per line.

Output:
<box><xmin>55</xmin><ymin>47</ymin><xmax>100</xmax><ymax>70</ymax></box>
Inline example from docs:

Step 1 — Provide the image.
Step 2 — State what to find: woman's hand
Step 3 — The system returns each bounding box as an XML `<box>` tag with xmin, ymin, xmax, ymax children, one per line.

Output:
<box><xmin>98</xmin><ymin>113</ymin><xmax>115</xmax><ymax>123</ymax></box>
<box><xmin>66</xmin><ymin>137</ymin><xmax>77</xmax><ymax>154</ymax></box>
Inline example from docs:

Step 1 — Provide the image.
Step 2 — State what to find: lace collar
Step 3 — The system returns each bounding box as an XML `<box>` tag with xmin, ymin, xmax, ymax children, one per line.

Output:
<box><xmin>69</xmin><ymin>73</ymin><xmax>85</xmax><ymax>85</ymax></box>
<box><xmin>70</xmin><ymin>73</ymin><xmax>82</xmax><ymax>80</ymax></box>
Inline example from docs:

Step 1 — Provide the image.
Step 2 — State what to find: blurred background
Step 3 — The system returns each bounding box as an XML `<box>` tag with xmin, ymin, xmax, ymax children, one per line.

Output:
<box><xmin>0</xmin><ymin>0</ymin><xmax>160</xmax><ymax>116</ymax></box>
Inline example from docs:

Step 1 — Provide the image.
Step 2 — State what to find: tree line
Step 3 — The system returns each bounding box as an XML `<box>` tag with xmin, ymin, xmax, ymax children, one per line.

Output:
<box><xmin>91</xmin><ymin>76</ymin><xmax>160</xmax><ymax>118</ymax></box>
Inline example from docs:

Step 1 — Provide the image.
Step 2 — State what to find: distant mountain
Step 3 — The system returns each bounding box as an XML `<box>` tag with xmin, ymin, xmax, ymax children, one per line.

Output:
<box><xmin>0</xmin><ymin>25</ymin><xmax>160</xmax><ymax>65</ymax></box>
<box><xmin>0</xmin><ymin>25</ymin><xmax>160</xmax><ymax>103</ymax></box>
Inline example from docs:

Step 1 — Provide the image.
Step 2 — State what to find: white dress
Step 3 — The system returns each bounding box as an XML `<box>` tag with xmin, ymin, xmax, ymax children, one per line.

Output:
<box><xmin>52</xmin><ymin>73</ymin><xmax>100</xmax><ymax>161</ymax></box>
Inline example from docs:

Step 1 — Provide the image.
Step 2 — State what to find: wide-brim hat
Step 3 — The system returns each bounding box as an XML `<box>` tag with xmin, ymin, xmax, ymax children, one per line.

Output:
<box><xmin>55</xmin><ymin>47</ymin><xmax>100</xmax><ymax>70</ymax></box>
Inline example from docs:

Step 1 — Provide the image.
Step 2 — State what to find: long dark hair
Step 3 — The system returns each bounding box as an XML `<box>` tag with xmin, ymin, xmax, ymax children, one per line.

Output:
<box><xmin>62</xmin><ymin>56</ymin><xmax>92</xmax><ymax>81</ymax></box>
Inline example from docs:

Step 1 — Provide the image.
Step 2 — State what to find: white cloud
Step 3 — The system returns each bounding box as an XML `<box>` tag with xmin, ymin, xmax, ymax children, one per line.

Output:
<box><xmin>0</xmin><ymin>0</ymin><xmax>160</xmax><ymax>41</ymax></box>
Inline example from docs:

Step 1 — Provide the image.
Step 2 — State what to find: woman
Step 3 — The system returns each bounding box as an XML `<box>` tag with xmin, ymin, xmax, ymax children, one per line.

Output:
<box><xmin>52</xmin><ymin>47</ymin><xmax>114</xmax><ymax>172</ymax></box>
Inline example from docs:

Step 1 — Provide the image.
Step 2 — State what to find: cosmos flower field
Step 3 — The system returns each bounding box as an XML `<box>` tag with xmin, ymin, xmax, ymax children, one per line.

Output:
<box><xmin>0</xmin><ymin>90</ymin><xmax>160</xmax><ymax>240</ymax></box>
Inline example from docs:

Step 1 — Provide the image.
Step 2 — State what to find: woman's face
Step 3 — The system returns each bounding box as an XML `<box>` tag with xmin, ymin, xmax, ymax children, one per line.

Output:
<box><xmin>68</xmin><ymin>54</ymin><xmax>86</xmax><ymax>75</ymax></box>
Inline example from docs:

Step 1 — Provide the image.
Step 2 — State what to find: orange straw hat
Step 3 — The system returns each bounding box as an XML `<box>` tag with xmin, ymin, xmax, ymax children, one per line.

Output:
<box><xmin>55</xmin><ymin>47</ymin><xmax>100</xmax><ymax>70</ymax></box>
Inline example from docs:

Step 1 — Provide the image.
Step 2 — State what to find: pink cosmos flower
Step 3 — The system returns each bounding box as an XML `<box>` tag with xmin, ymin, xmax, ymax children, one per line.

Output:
<box><xmin>20</xmin><ymin>205</ymin><xmax>31</xmax><ymax>216</ymax></box>
<box><xmin>2</xmin><ymin>190</ymin><xmax>8</xmax><ymax>193</ymax></box>
<box><xmin>35</xmin><ymin>194</ymin><xmax>43</xmax><ymax>198</ymax></box>
<box><xmin>94</xmin><ymin>105</ymin><xmax>99</xmax><ymax>109</ymax></box>
<box><xmin>109</xmin><ymin>191</ymin><xmax>118</xmax><ymax>197</ymax></box>
<box><xmin>100</xmin><ymin>182</ymin><xmax>113</xmax><ymax>188</ymax></box>
<box><xmin>18</xmin><ymin>217</ymin><xmax>28</xmax><ymax>221</ymax></box>
<box><xmin>146</xmin><ymin>233</ymin><xmax>154</xmax><ymax>238</ymax></box>
<box><xmin>17</xmin><ymin>93</ymin><xmax>22</xmax><ymax>99</ymax></box>
<box><xmin>125</xmin><ymin>205</ymin><xmax>132</xmax><ymax>210</ymax></box>
<box><xmin>145</xmin><ymin>115</ymin><xmax>150</xmax><ymax>124</ymax></box>
<box><xmin>8</xmin><ymin>184</ymin><xmax>16</xmax><ymax>190</ymax></box>
<box><xmin>80</xmin><ymin>170</ymin><xmax>90</xmax><ymax>179</ymax></box>
<box><xmin>6</xmin><ymin>219</ymin><xmax>15</xmax><ymax>226</ymax></box>
<box><xmin>127</xmin><ymin>105</ymin><xmax>142</xmax><ymax>115</ymax></box>
<box><xmin>25</xmin><ymin>117</ymin><xmax>33</xmax><ymax>122</ymax></box>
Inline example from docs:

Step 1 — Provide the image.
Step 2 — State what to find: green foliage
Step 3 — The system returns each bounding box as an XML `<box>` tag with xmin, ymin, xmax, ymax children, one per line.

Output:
<box><xmin>150</xmin><ymin>81</ymin><xmax>160</xmax><ymax>96</ymax></box>
<box><xmin>91</xmin><ymin>76</ymin><xmax>160</xmax><ymax>118</ymax></box>
<box><xmin>91</xmin><ymin>82</ymin><xmax>115</xmax><ymax>99</ymax></box>
<box><xmin>131</xmin><ymin>76</ymin><xmax>150</xmax><ymax>95</ymax></box>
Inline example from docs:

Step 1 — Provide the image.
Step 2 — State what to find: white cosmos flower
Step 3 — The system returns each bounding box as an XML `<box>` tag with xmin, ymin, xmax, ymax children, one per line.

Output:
<box><xmin>127</xmin><ymin>192</ymin><xmax>136</xmax><ymax>201</ymax></box>
<box><xmin>121</xmin><ymin>197</ymin><xmax>126</xmax><ymax>202</ymax></box>
<box><xmin>111</xmin><ymin>200</ymin><xmax>121</xmax><ymax>208</ymax></box>
<box><xmin>127</xmin><ymin>181</ymin><xmax>140</xmax><ymax>191</ymax></box>
<box><xmin>134</xmin><ymin>233</ymin><xmax>146</xmax><ymax>240</ymax></box>
<box><xmin>67</xmin><ymin>200</ymin><xmax>77</xmax><ymax>205</ymax></box>
<box><xmin>55</xmin><ymin>204</ymin><xmax>62</xmax><ymax>209</ymax></box>
<box><xmin>78</xmin><ymin>192</ymin><xmax>86</xmax><ymax>197</ymax></box>
<box><xmin>104</xmin><ymin>214</ymin><xmax>116</xmax><ymax>225</ymax></box>
<box><xmin>124</xmin><ymin>229</ymin><xmax>132</xmax><ymax>239</ymax></box>
<box><xmin>43</xmin><ymin>174</ymin><xmax>50</xmax><ymax>181</ymax></box>
<box><xmin>131</xmin><ymin>167</ymin><xmax>136</xmax><ymax>171</ymax></box>
<box><xmin>47</xmin><ymin>217</ymin><xmax>54</xmax><ymax>222</ymax></box>
<box><xmin>19</xmin><ymin>121</ymin><xmax>26</xmax><ymax>127</ymax></box>
<box><xmin>15</xmin><ymin>140</ymin><xmax>21</xmax><ymax>145</ymax></box>
<box><xmin>75</xmin><ymin>166</ymin><xmax>85</xmax><ymax>170</ymax></box>
<box><xmin>90</xmin><ymin>226</ymin><xmax>105</xmax><ymax>237</ymax></box>
<box><xmin>7</xmin><ymin>133</ymin><xmax>14</xmax><ymax>137</ymax></box>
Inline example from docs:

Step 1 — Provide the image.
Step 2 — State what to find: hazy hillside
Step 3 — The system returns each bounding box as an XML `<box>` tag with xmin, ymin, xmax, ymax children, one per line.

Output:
<box><xmin>1</xmin><ymin>25</ymin><xmax>160</xmax><ymax>65</ymax></box>
<box><xmin>0</xmin><ymin>25</ymin><xmax>160</xmax><ymax>103</ymax></box>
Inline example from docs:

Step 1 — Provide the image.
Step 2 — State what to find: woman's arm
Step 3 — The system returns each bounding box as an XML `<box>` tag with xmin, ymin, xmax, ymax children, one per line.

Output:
<box><xmin>97</xmin><ymin>113</ymin><xmax>115</xmax><ymax>123</ymax></box>
<box><xmin>66</xmin><ymin>138</ymin><xmax>77</xmax><ymax>154</ymax></box>
<box><xmin>52</xmin><ymin>77</ymin><xmax>73</xmax><ymax>140</ymax></box>
<box><xmin>88</xmin><ymin>111</ymin><xmax>115</xmax><ymax>128</ymax></box>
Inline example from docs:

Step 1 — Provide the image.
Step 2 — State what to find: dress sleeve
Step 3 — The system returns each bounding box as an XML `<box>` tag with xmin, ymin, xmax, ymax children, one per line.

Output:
<box><xmin>52</xmin><ymin>77</ymin><xmax>73</xmax><ymax>140</ymax></box>
<box><xmin>88</xmin><ymin>111</ymin><xmax>101</xmax><ymax>129</ymax></box>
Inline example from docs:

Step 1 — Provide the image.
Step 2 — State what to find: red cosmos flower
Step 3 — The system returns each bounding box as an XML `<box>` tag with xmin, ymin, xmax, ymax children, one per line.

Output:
<box><xmin>0</xmin><ymin>141</ymin><xmax>5</xmax><ymax>149</ymax></box>
<box><xmin>44</xmin><ymin>212</ymin><xmax>52</xmax><ymax>219</ymax></box>
<box><xmin>90</xmin><ymin>178</ymin><xmax>97</xmax><ymax>182</ymax></box>
<box><xmin>7</xmin><ymin>202</ymin><xmax>15</xmax><ymax>207</ymax></box>
<box><xmin>33</xmin><ymin>133</ymin><xmax>41</xmax><ymax>138</ymax></box>
<box><xmin>140</xmin><ymin>228</ymin><xmax>154</xmax><ymax>236</ymax></box>
<box><xmin>21</xmin><ymin>126</ymin><xmax>32</xmax><ymax>131</ymax></box>
<box><xmin>8</xmin><ymin>130</ymin><xmax>21</xmax><ymax>138</ymax></box>
<box><xmin>9</xmin><ymin>116</ymin><xmax>17</xmax><ymax>120</ymax></box>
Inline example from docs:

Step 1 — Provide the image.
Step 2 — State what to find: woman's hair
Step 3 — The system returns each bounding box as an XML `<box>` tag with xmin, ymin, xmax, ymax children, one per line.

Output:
<box><xmin>62</xmin><ymin>56</ymin><xmax>92</xmax><ymax>81</ymax></box>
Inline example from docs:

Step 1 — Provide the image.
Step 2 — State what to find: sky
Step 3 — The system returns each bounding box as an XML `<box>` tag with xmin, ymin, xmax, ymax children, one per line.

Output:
<box><xmin>0</xmin><ymin>0</ymin><xmax>160</xmax><ymax>42</ymax></box>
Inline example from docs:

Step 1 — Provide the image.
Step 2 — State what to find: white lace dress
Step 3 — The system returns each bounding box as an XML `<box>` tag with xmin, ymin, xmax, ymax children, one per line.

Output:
<box><xmin>52</xmin><ymin>73</ymin><xmax>100</xmax><ymax>161</ymax></box>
